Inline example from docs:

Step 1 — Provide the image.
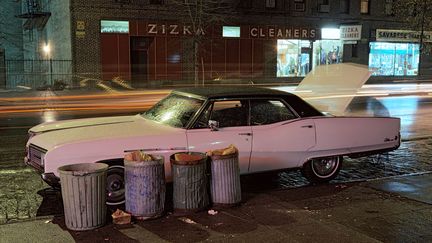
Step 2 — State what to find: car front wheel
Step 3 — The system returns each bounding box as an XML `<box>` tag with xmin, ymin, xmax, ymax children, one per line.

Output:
<box><xmin>301</xmin><ymin>156</ymin><xmax>342</xmax><ymax>183</ymax></box>
<box><xmin>106</xmin><ymin>165</ymin><xmax>125</xmax><ymax>205</ymax></box>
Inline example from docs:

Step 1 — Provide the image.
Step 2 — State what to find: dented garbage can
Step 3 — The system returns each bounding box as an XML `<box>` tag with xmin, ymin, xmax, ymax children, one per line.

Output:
<box><xmin>124</xmin><ymin>155</ymin><xmax>165</xmax><ymax>219</ymax></box>
<box><xmin>171</xmin><ymin>152</ymin><xmax>209</xmax><ymax>214</ymax></box>
<box><xmin>58</xmin><ymin>163</ymin><xmax>108</xmax><ymax>231</ymax></box>
<box><xmin>209</xmin><ymin>152</ymin><xmax>241</xmax><ymax>206</ymax></box>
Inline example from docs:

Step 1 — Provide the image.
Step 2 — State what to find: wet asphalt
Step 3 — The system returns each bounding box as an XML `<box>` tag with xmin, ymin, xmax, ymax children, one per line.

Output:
<box><xmin>1</xmin><ymin>88</ymin><xmax>432</xmax><ymax>242</ymax></box>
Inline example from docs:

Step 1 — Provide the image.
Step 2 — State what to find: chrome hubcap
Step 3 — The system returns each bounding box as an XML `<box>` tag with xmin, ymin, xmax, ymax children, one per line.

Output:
<box><xmin>312</xmin><ymin>157</ymin><xmax>338</xmax><ymax>177</ymax></box>
<box><xmin>106</xmin><ymin>166</ymin><xmax>125</xmax><ymax>204</ymax></box>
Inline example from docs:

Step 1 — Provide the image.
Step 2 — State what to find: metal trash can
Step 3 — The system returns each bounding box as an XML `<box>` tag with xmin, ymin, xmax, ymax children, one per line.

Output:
<box><xmin>124</xmin><ymin>155</ymin><xmax>165</xmax><ymax>219</ymax></box>
<box><xmin>210</xmin><ymin>153</ymin><xmax>241</xmax><ymax>206</ymax></box>
<box><xmin>58</xmin><ymin>163</ymin><xmax>108</xmax><ymax>231</ymax></box>
<box><xmin>171</xmin><ymin>152</ymin><xmax>209</xmax><ymax>214</ymax></box>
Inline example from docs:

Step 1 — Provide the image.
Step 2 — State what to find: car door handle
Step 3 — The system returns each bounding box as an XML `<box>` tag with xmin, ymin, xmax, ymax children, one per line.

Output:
<box><xmin>238</xmin><ymin>132</ymin><xmax>252</xmax><ymax>136</ymax></box>
<box><xmin>301</xmin><ymin>125</ymin><xmax>314</xmax><ymax>128</ymax></box>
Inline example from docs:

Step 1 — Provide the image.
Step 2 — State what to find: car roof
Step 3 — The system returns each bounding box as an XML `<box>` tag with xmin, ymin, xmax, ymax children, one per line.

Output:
<box><xmin>173</xmin><ymin>86</ymin><xmax>294</xmax><ymax>99</ymax></box>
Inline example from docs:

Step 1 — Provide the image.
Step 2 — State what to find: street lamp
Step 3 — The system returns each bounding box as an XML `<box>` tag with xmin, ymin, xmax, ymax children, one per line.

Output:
<box><xmin>42</xmin><ymin>43</ymin><xmax>50</xmax><ymax>57</ymax></box>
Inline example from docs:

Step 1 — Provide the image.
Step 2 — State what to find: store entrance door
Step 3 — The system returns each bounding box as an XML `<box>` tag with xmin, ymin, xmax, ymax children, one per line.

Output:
<box><xmin>130</xmin><ymin>37</ymin><xmax>152</xmax><ymax>88</ymax></box>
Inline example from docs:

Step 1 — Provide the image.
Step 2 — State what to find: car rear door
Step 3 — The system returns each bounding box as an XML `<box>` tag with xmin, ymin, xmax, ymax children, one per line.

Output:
<box><xmin>249</xmin><ymin>99</ymin><xmax>316</xmax><ymax>172</ymax></box>
<box><xmin>186</xmin><ymin>99</ymin><xmax>252</xmax><ymax>174</ymax></box>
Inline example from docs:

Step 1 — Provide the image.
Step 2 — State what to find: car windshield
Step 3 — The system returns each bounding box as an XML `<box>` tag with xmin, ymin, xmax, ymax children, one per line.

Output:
<box><xmin>141</xmin><ymin>93</ymin><xmax>204</xmax><ymax>128</ymax></box>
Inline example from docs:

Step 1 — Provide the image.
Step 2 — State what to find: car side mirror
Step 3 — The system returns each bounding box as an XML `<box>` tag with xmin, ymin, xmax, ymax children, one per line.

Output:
<box><xmin>208</xmin><ymin>120</ymin><xmax>219</xmax><ymax>131</ymax></box>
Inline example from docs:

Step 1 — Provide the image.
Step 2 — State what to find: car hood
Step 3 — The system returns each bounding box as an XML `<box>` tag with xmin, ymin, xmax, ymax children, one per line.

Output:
<box><xmin>30</xmin><ymin>115</ymin><xmax>136</xmax><ymax>133</ymax></box>
<box><xmin>28</xmin><ymin>115</ymin><xmax>185</xmax><ymax>150</ymax></box>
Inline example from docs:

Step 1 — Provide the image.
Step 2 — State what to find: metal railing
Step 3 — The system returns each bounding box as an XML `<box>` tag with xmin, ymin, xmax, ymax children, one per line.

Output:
<box><xmin>4</xmin><ymin>59</ymin><xmax>73</xmax><ymax>89</ymax></box>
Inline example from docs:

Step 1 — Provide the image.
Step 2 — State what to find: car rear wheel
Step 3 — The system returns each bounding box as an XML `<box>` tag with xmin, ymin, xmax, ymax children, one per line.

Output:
<box><xmin>105</xmin><ymin>164</ymin><xmax>125</xmax><ymax>205</ymax></box>
<box><xmin>301</xmin><ymin>156</ymin><xmax>342</xmax><ymax>183</ymax></box>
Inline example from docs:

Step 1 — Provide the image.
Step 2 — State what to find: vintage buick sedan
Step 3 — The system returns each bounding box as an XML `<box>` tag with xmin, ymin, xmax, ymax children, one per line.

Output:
<box><xmin>25</xmin><ymin>86</ymin><xmax>400</xmax><ymax>205</ymax></box>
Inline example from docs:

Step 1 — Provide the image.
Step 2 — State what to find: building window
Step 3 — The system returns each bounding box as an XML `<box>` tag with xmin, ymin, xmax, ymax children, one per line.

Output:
<box><xmin>319</xmin><ymin>0</ymin><xmax>330</xmax><ymax>13</ymax></box>
<box><xmin>340</xmin><ymin>0</ymin><xmax>349</xmax><ymax>13</ymax></box>
<box><xmin>266</xmin><ymin>0</ymin><xmax>276</xmax><ymax>9</ymax></box>
<box><xmin>293</xmin><ymin>0</ymin><xmax>305</xmax><ymax>12</ymax></box>
<box><xmin>150</xmin><ymin>0</ymin><xmax>163</xmax><ymax>4</ymax></box>
<box><xmin>100</xmin><ymin>20</ymin><xmax>129</xmax><ymax>33</ymax></box>
<box><xmin>360</xmin><ymin>0</ymin><xmax>369</xmax><ymax>14</ymax></box>
<box><xmin>240</xmin><ymin>0</ymin><xmax>252</xmax><ymax>9</ymax></box>
<box><xmin>222</xmin><ymin>26</ymin><xmax>240</xmax><ymax>38</ymax></box>
<box><xmin>385</xmin><ymin>0</ymin><xmax>393</xmax><ymax>16</ymax></box>
<box><xmin>369</xmin><ymin>42</ymin><xmax>419</xmax><ymax>76</ymax></box>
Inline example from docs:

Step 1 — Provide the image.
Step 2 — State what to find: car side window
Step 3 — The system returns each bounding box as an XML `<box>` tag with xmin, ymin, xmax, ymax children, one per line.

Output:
<box><xmin>194</xmin><ymin>100</ymin><xmax>249</xmax><ymax>128</ymax></box>
<box><xmin>250</xmin><ymin>99</ymin><xmax>296</xmax><ymax>125</ymax></box>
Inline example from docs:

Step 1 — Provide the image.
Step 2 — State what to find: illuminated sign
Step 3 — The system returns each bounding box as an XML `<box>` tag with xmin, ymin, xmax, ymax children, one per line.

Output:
<box><xmin>340</xmin><ymin>25</ymin><xmax>362</xmax><ymax>40</ymax></box>
<box><xmin>376</xmin><ymin>29</ymin><xmax>432</xmax><ymax>42</ymax></box>
<box><xmin>250</xmin><ymin>27</ymin><xmax>317</xmax><ymax>39</ymax></box>
<box><xmin>321</xmin><ymin>28</ymin><xmax>340</xmax><ymax>39</ymax></box>
<box><xmin>145</xmin><ymin>24</ymin><xmax>205</xmax><ymax>36</ymax></box>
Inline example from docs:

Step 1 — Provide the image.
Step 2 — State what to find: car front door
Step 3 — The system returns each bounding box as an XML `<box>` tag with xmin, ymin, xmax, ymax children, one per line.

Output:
<box><xmin>186</xmin><ymin>99</ymin><xmax>252</xmax><ymax>174</ymax></box>
<box><xmin>249</xmin><ymin>99</ymin><xmax>316</xmax><ymax>173</ymax></box>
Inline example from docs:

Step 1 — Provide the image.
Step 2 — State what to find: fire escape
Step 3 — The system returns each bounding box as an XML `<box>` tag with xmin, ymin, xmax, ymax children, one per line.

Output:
<box><xmin>16</xmin><ymin>0</ymin><xmax>51</xmax><ymax>36</ymax></box>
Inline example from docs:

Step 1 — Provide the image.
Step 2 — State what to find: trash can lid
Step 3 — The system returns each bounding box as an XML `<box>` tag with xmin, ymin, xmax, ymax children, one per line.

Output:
<box><xmin>58</xmin><ymin>163</ymin><xmax>108</xmax><ymax>176</ymax></box>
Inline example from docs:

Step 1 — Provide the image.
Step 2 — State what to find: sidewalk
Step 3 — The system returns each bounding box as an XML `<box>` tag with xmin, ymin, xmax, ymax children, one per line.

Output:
<box><xmin>1</xmin><ymin>173</ymin><xmax>431</xmax><ymax>243</ymax></box>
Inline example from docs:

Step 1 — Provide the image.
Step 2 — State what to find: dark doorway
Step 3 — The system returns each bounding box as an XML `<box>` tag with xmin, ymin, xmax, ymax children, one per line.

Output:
<box><xmin>130</xmin><ymin>37</ymin><xmax>152</xmax><ymax>88</ymax></box>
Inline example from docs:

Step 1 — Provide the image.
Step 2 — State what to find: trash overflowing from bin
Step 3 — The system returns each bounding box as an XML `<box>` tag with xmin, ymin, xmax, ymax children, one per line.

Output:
<box><xmin>171</xmin><ymin>152</ymin><xmax>209</xmax><ymax>215</ymax></box>
<box><xmin>124</xmin><ymin>151</ymin><xmax>165</xmax><ymax>220</ymax></box>
<box><xmin>56</xmin><ymin>145</ymin><xmax>244</xmax><ymax>228</ymax></box>
<box><xmin>207</xmin><ymin>145</ymin><xmax>242</xmax><ymax>207</ymax></box>
<box><xmin>206</xmin><ymin>144</ymin><xmax>238</xmax><ymax>156</ymax></box>
<box><xmin>124</xmin><ymin>150</ymin><xmax>156</xmax><ymax>162</ymax></box>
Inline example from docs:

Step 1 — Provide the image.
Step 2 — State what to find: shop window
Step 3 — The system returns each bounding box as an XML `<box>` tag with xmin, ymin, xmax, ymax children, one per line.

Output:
<box><xmin>277</xmin><ymin>39</ymin><xmax>311</xmax><ymax>77</ymax></box>
<box><xmin>368</xmin><ymin>42</ymin><xmax>419</xmax><ymax>76</ymax></box>
<box><xmin>100</xmin><ymin>20</ymin><xmax>129</xmax><ymax>33</ymax></box>
<box><xmin>340</xmin><ymin>0</ymin><xmax>349</xmax><ymax>13</ymax></box>
<box><xmin>312</xmin><ymin>40</ymin><xmax>343</xmax><ymax>69</ymax></box>
<box><xmin>360</xmin><ymin>0</ymin><xmax>369</xmax><ymax>14</ymax></box>
<box><xmin>223</xmin><ymin>26</ymin><xmax>240</xmax><ymax>38</ymax></box>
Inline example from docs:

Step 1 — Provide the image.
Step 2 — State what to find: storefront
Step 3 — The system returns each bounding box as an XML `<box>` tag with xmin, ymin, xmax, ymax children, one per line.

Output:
<box><xmin>99</xmin><ymin>20</ymin><xmax>321</xmax><ymax>86</ymax></box>
<box><xmin>276</xmin><ymin>26</ymin><xmax>359</xmax><ymax>78</ymax></box>
<box><xmin>369</xmin><ymin>29</ymin><xmax>431</xmax><ymax>76</ymax></box>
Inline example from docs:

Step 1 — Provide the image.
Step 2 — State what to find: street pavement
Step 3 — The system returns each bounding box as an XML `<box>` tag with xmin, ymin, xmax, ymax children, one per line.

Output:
<box><xmin>1</xmin><ymin>87</ymin><xmax>432</xmax><ymax>242</ymax></box>
<box><xmin>1</xmin><ymin>173</ymin><xmax>432</xmax><ymax>242</ymax></box>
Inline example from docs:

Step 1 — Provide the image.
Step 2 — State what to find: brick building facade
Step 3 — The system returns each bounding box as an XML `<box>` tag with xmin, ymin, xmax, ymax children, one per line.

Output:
<box><xmin>3</xmin><ymin>0</ymin><xmax>432</xmax><ymax>89</ymax></box>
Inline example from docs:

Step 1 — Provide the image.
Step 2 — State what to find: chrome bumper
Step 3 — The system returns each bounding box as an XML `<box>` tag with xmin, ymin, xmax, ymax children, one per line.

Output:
<box><xmin>41</xmin><ymin>173</ymin><xmax>60</xmax><ymax>188</ymax></box>
<box><xmin>25</xmin><ymin>157</ymin><xmax>60</xmax><ymax>187</ymax></box>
